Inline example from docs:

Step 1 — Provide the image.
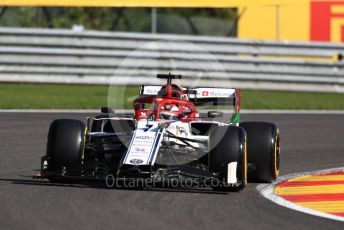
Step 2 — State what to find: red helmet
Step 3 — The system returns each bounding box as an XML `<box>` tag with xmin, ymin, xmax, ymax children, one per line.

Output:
<box><xmin>157</xmin><ymin>84</ymin><xmax>182</xmax><ymax>99</ymax></box>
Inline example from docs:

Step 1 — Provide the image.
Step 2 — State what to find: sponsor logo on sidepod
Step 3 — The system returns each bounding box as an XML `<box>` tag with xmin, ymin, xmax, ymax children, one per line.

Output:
<box><xmin>129</xmin><ymin>159</ymin><xmax>144</xmax><ymax>165</ymax></box>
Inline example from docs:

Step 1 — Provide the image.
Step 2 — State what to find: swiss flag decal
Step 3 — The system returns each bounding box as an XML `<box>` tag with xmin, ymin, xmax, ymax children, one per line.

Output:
<box><xmin>202</xmin><ymin>91</ymin><xmax>209</xmax><ymax>96</ymax></box>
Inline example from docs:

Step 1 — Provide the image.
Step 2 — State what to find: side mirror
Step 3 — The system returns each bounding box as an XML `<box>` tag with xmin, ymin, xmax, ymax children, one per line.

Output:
<box><xmin>101</xmin><ymin>107</ymin><xmax>115</xmax><ymax>114</ymax></box>
<box><xmin>208</xmin><ymin>111</ymin><xmax>223</xmax><ymax>118</ymax></box>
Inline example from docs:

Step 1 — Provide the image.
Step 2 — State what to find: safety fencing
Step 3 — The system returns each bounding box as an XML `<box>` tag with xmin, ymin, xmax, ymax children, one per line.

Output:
<box><xmin>1</xmin><ymin>27</ymin><xmax>344</xmax><ymax>92</ymax></box>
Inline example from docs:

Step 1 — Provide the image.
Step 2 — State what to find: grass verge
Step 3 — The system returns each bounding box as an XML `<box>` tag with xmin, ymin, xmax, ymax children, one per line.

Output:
<box><xmin>1</xmin><ymin>83</ymin><xmax>344</xmax><ymax>110</ymax></box>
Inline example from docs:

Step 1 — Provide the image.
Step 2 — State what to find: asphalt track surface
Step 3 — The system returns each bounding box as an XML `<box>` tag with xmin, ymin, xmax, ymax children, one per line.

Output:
<box><xmin>0</xmin><ymin>112</ymin><xmax>344</xmax><ymax>230</ymax></box>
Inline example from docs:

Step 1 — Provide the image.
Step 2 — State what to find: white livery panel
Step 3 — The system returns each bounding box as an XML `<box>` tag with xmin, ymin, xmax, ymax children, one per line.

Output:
<box><xmin>188</xmin><ymin>88</ymin><xmax>236</xmax><ymax>99</ymax></box>
<box><xmin>123</xmin><ymin>122</ymin><xmax>164</xmax><ymax>166</ymax></box>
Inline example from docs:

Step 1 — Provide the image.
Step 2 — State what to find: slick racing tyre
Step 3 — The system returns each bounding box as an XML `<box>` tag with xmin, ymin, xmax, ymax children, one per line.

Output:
<box><xmin>46</xmin><ymin>119</ymin><xmax>86</xmax><ymax>182</ymax></box>
<box><xmin>209</xmin><ymin>126</ymin><xmax>247</xmax><ymax>192</ymax></box>
<box><xmin>240</xmin><ymin>122</ymin><xmax>280</xmax><ymax>183</ymax></box>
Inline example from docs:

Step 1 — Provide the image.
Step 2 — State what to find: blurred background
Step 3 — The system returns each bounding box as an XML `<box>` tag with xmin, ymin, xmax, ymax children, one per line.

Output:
<box><xmin>0</xmin><ymin>7</ymin><xmax>237</xmax><ymax>36</ymax></box>
<box><xmin>1</xmin><ymin>0</ymin><xmax>344</xmax><ymax>110</ymax></box>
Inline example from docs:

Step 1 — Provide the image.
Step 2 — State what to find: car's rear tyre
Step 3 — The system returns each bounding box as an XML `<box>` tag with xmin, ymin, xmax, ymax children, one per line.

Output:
<box><xmin>46</xmin><ymin>119</ymin><xmax>86</xmax><ymax>182</ymax></box>
<box><xmin>240</xmin><ymin>122</ymin><xmax>280</xmax><ymax>183</ymax></box>
<box><xmin>209</xmin><ymin>126</ymin><xmax>247</xmax><ymax>192</ymax></box>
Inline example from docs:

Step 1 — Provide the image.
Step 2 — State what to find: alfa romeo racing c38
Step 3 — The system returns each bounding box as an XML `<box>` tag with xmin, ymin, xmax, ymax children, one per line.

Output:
<box><xmin>40</xmin><ymin>74</ymin><xmax>280</xmax><ymax>192</ymax></box>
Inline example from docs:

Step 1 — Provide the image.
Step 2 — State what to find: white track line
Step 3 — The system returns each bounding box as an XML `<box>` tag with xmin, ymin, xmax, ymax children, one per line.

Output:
<box><xmin>257</xmin><ymin>167</ymin><xmax>344</xmax><ymax>222</ymax></box>
<box><xmin>1</xmin><ymin>109</ymin><xmax>344</xmax><ymax>114</ymax></box>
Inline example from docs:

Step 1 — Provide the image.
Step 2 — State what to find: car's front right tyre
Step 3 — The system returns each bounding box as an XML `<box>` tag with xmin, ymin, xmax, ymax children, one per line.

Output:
<box><xmin>45</xmin><ymin>119</ymin><xmax>86</xmax><ymax>182</ymax></box>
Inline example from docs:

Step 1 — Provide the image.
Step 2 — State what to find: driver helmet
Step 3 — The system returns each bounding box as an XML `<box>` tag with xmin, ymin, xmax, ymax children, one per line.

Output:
<box><xmin>161</xmin><ymin>111</ymin><xmax>178</xmax><ymax>120</ymax></box>
<box><xmin>171</xmin><ymin>105</ymin><xmax>179</xmax><ymax>112</ymax></box>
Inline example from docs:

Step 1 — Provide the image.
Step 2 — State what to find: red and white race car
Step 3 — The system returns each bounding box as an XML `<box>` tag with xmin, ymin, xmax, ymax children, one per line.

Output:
<box><xmin>40</xmin><ymin>74</ymin><xmax>280</xmax><ymax>192</ymax></box>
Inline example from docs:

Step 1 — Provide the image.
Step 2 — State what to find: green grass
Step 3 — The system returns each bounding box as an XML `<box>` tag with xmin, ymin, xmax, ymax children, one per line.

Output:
<box><xmin>1</xmin><ymin>83</ymin><xmax>344</xmax><ymax>110</ymax></box>
<box><xmin>241</xmin><ymin>90</ymin><xmax>344</xmax><ymax>110</ymax></box>
<box><xmin>0</xmin><ymin>83</ymin><xmax>138</xmax><ymax>109</ymax></box>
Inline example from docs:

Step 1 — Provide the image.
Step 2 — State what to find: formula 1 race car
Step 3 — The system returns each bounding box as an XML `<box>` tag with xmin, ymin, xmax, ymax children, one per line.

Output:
<box><xmin>39</xmin><ymin>74</ymin><xmax>280</xmax><ymax>192</ymax></box>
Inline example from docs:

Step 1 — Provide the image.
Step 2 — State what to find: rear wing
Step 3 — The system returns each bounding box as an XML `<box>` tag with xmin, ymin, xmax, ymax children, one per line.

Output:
<box><xmin>188</xmin><ymin>88</ymin><xmax>236</xmax><ymax>106</ymax></box>
<box><xmin>140</xmin><ymin>85</ymin><xmax>164</xmax><ymax>96</ymax></box>
<box><xmin>139</xmin><ymin>85</ymin><xmax>239</xmax><ymax>106</ymax></box>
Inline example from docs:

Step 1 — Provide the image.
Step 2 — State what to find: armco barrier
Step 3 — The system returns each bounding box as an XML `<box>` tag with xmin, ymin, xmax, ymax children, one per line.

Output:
<box><xmin>0</xmin><ymin>27</ymin><xmax>343</xmax><ymax>92</ymax></box>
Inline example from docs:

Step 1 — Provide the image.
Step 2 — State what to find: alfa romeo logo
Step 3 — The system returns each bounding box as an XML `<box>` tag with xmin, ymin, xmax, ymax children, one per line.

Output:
<box><xmin>129</xmin><ymin>159</ymin><xmax>144</xmax><ymax>165</ymax></box>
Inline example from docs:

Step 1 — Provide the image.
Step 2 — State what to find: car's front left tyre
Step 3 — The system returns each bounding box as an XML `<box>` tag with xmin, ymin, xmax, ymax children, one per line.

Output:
<box><xmin>209</xmin><ymin>126</ymin><xmax>247</xmax><ymax>192</ymax></box>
